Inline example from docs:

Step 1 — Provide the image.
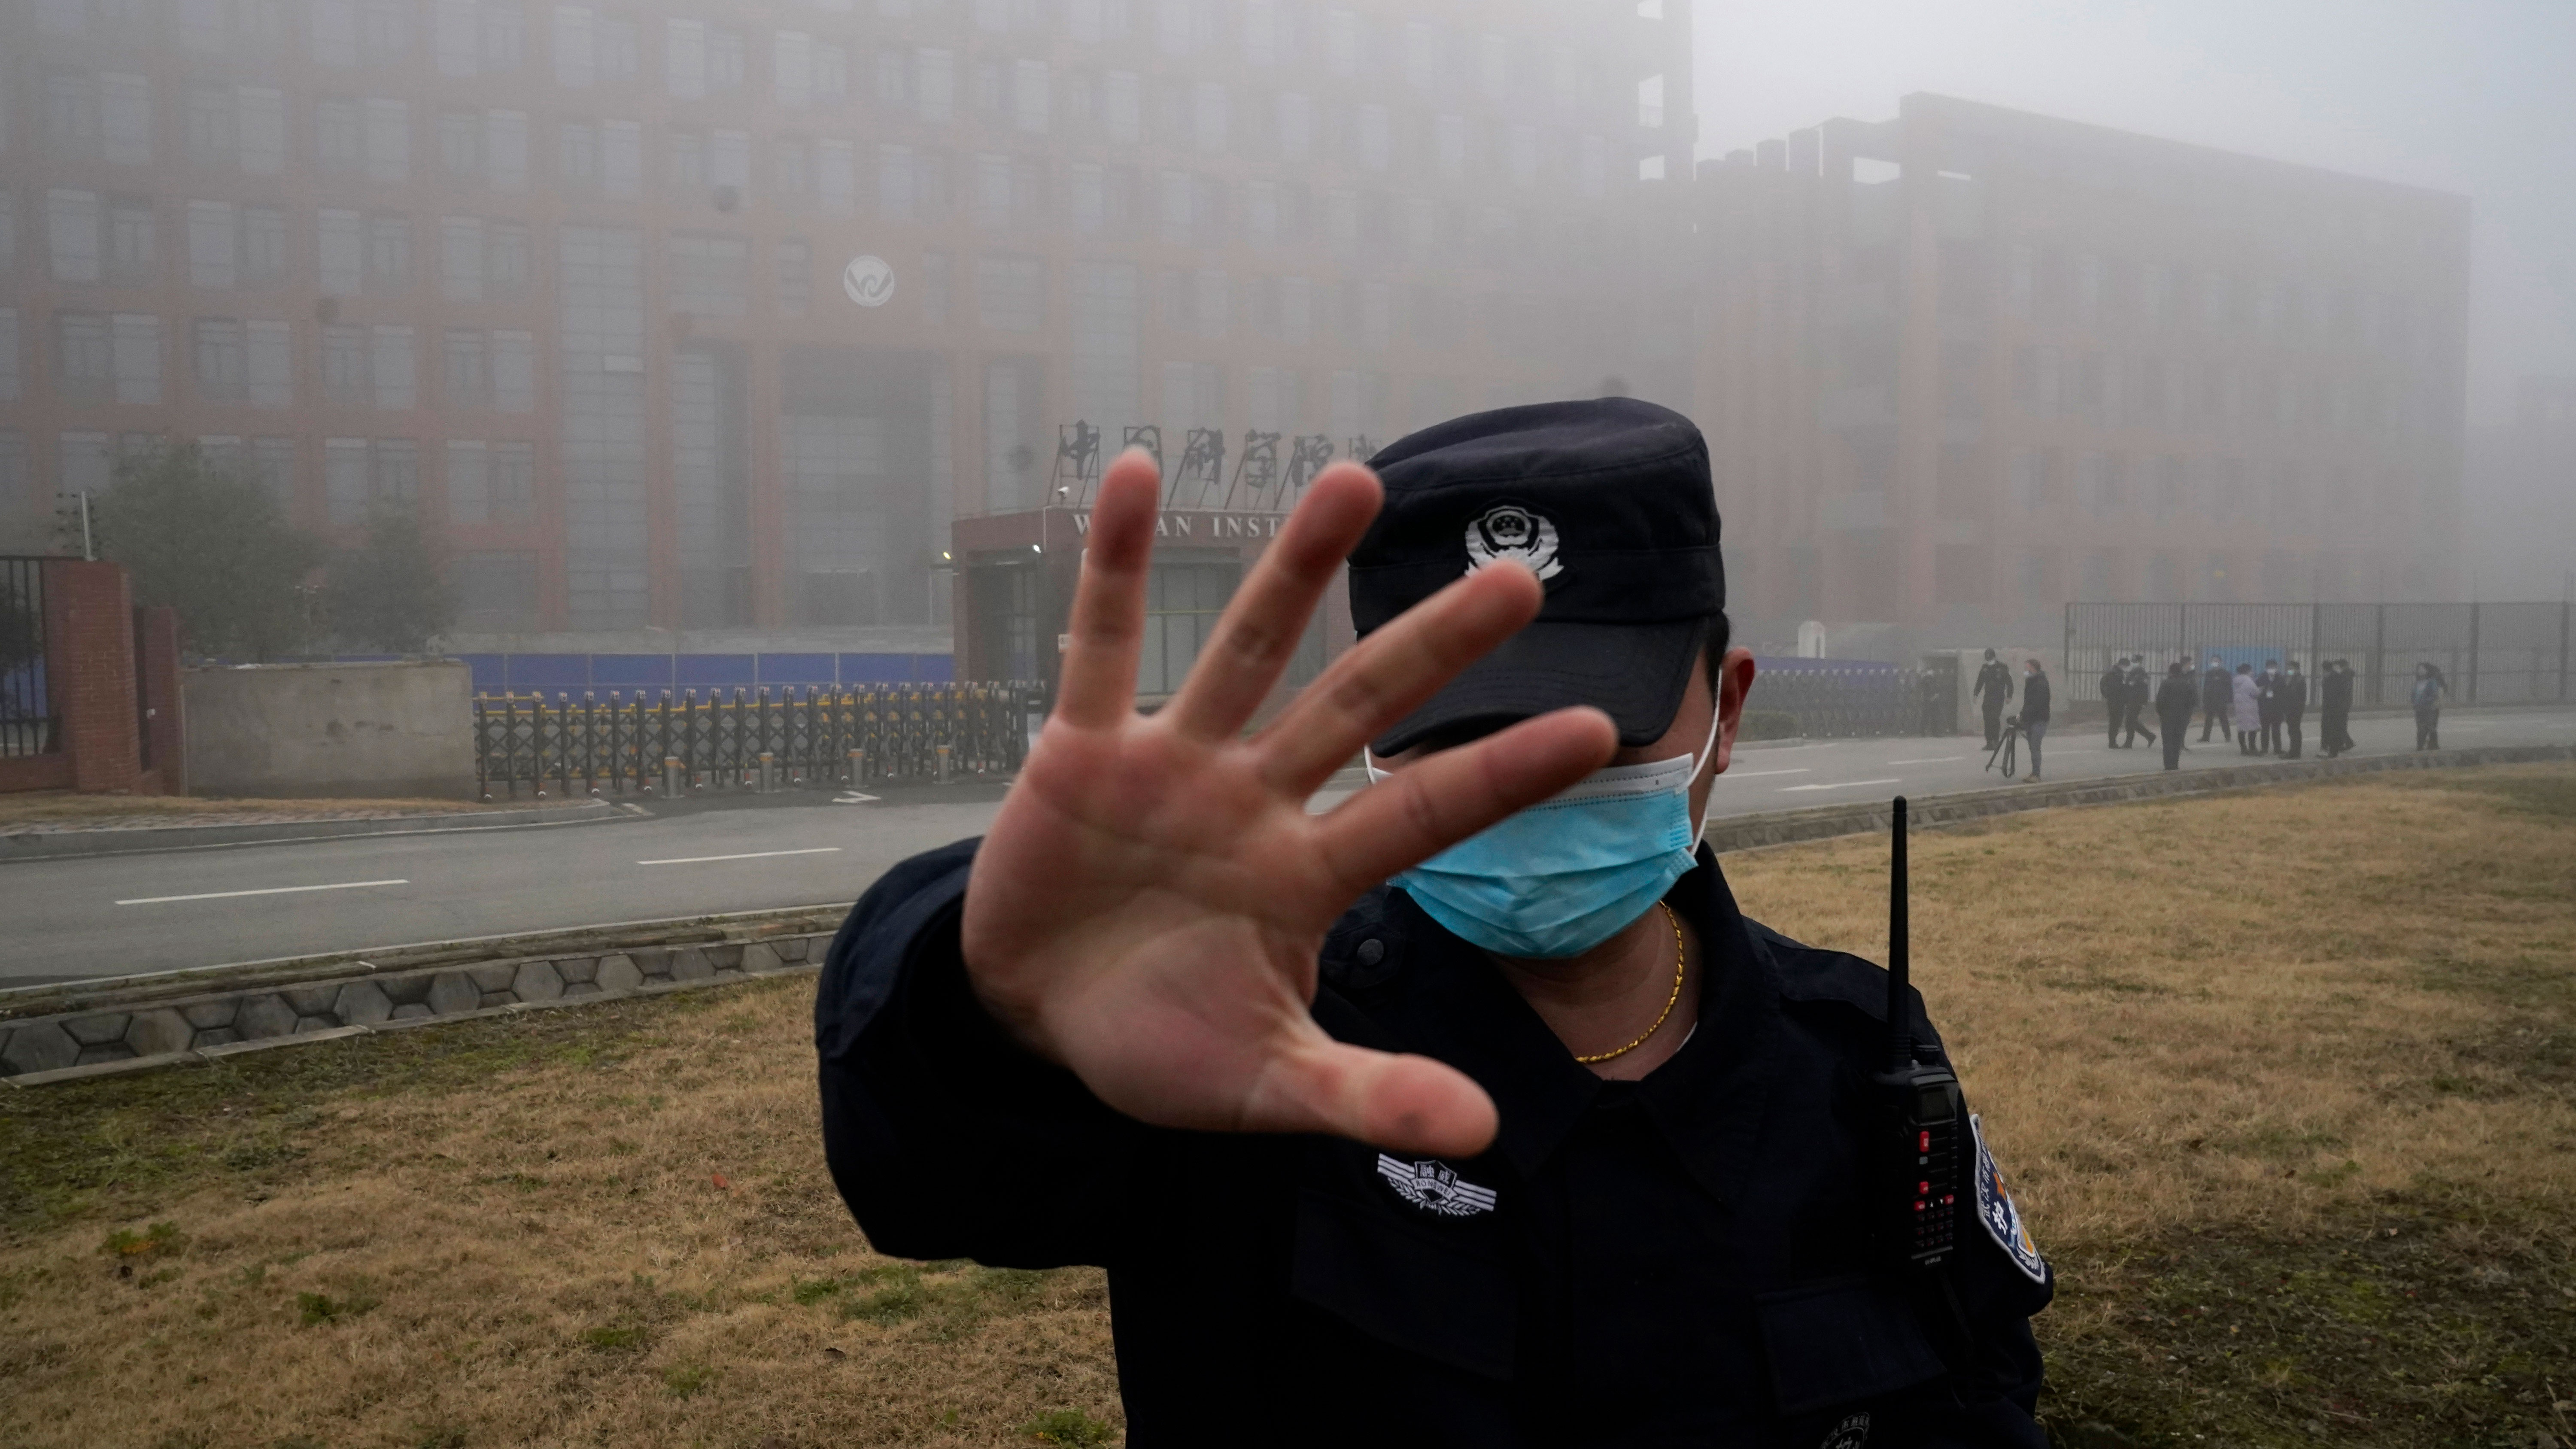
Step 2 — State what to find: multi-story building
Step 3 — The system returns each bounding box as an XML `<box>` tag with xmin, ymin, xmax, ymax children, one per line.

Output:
<box><xmin>1697</xmin><ymin>92</ymin><xmax>2471</xmax><ymax>650</ymax></box>
<box><xmin>0</xmin><ymin>0</ymin><xmax>1696</xmax><ymax>651</ymax></box>
<box><xmin>2465</xmin><ymin>375</ymin><xmax>2575</xmax><ymax>602</ymax></box>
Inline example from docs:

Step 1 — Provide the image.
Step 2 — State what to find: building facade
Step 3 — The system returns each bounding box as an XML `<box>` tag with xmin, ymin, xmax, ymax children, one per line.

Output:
<box><xmin>0</xmin><ymin>0</ymin><xmax>1695</xmax><ymax>649</ymax></box>
<box><xmin>1697</xmin><ymin>93</ymin><xmax>2471</xmax><ymax>651</ymax></box>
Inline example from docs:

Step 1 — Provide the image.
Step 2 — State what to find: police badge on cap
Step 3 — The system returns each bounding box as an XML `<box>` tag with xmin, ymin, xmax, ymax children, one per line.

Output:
<box><xmin>1349</xmin><ymin>399</ymin><xmax>1726</xmax><ymax>756</ymax></box>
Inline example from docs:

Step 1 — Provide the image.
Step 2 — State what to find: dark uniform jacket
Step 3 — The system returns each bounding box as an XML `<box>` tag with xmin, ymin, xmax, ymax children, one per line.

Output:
<box><xmin>2098</xmin><ymin>668</ymin><xmax>2124</xmax><ymax>707</ymax></box>
<box><xmin>2201</xmin><ymin>667</ymin><xmax>2232</xmax><ymax>714</ymax></box>
<box><xmin>2281</xmin><ymin>673</ymin><xmax>2308</xmax><ymax>720</ymax></box>
<box><xmin>2020</xmin><ymin>673</ymin><xmax>2051</xmax><ymax>724</ymax></box>
<box><xmin>2321</xmin><ymin>670</ymin><xmax>2353</xmax><ymax>717</ymax></box>
<box><xmin>817</xmin><ymin>840</ymin><xmax>2053</xmax><ymax>1449</ymax></box>
<box><xmin>2256</xmin><ymin>671</ymin><xmax>2282</xmax><ymax>724</ymax></box>
<box><xmin>2154</xmin><ymin>673</ymin><xmax>2197</xmax><ymax>725</ymax></box>
<box><xmin>1974</xmin><ymin>662</ymin><xmax>2014</xmax><ymax>711</ymax></box>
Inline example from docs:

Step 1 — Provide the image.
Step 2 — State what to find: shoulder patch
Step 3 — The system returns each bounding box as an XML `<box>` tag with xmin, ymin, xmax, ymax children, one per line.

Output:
<box><xmin>1971</xmin><ymin>1114</ymin><xmax>2048</xmax><ymax>1285</ymax></box>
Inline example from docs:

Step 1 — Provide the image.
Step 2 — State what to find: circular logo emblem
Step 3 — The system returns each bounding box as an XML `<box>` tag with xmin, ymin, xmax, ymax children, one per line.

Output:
<box><xmin>1462</xmin><ymin>504</ymin><xmax>1564</xmax><ymax>581</ymax></box>
<box><xmin>842</xmin><ymin>255</ymin><xmax>896</xmax><ymax>308</ymax></box>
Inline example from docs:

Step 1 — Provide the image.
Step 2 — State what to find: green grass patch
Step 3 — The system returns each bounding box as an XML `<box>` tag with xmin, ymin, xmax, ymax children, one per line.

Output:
<box><xmin>1020</xmin><ymin>1407</ymin><xmax>1118</xmax><ymax>1446</ymax></box>
<box><xmin>295</xmin><ymin>1285</ymin><xmax>380</xmax><ymax>1326</ymax></box>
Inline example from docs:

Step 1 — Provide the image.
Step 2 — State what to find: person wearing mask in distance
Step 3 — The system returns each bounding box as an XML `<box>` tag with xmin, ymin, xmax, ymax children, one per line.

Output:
<box><xmin>2019</xmin><ymin>657</ymin><xmax>2052</xmax><ymax>782</ymax></box>
<box><xmin>813</xmin><ymin>401</ymin><xmax>2052</xmax><ymax>1447</ymax></box>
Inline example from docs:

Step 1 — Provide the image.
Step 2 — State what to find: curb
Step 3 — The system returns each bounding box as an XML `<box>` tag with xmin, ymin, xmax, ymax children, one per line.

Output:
<box><xmin>0</xmin><ymin>798</ymin><xmax>632</xmax><ymax>862</ymax></box>
<box><xmin>1700</xmin><ymin>742</ymin><xmax>2575</xmax><ymax>855</ymax></box>
<box><xmin>5</xmin><ymin>742</ymin><xmax>2568</xmax><ymax>1088</ymax></box>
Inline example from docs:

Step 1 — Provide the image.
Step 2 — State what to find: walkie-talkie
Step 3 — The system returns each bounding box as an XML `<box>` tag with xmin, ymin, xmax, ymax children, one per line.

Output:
<box><xmin>1877</xmin><ymin>796</ymin><xmax>1964</xmax><ymax>1272</ymax></box>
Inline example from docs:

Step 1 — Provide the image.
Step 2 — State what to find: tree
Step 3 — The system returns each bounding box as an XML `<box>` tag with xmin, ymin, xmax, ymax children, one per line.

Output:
<box><xmin>324</xmin><ymin>504</ymin><xmax>455</xmax><ymax>653</ymax></box>
<box><xmin>91</xmin><ymin>444</ymin><xmax>325</xmax><ymax>659</ymax></box>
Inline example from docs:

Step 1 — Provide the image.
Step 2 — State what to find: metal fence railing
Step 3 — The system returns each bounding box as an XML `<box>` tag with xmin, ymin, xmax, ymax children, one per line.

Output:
<box><xmin>2066</xmin><ymin>602</ymin><xmax>2576</xmax><ymax>710</ymax></box>
<box><xmin>0</xmin><ymin>558</ymin><xmax>52</xmax><ymax>758</ymax></box>
<box><xmin>473</xmin><ymin>683</ymin><xmax>1038</xmax><ymax>801</ymax></box>
<box><xmin>1749</xmin><ymin>663</ymin><xmax>1952</xmax><ymax>738</ymax></box>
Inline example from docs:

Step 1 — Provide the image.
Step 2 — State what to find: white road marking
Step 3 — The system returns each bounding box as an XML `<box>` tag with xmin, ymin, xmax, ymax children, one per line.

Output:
<box><xmin>1780</xmin><ymin>778</ymin><xmax>1904</xmax><ymax>793</ymax></box>
<box><xmin>832</xmin><ymin>793</ymin><xmax>880</xmax><ymax>804</ymax></box>
<box><xmin>117</xmin><ymin>879</ymin><xmax>408</xmax><ymax>906</ymax></box>
<box><xmin>636</xmin><ymin>847</ymin><xmax>843</xmax><ymax>866</ymax></box>
<box><xmin>1888</xmin><ymin>756</ymin><xmax>1966</xmax><ymax>765</ymax></box>
<box><xmin>1729</xmin><ymin>768</ymin><xmax>1812</xmax><ymax>778</ymax></box>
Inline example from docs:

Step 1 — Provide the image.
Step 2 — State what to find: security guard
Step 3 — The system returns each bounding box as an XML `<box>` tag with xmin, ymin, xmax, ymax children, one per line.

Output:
<box><xmin>816</xmin><ymin>401</ymin><xmax>2051</xmax><ymax>1447</ymax></box>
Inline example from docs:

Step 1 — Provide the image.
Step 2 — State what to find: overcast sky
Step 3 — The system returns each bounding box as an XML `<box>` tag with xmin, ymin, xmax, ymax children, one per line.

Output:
<box><xmin>1691</xmin><ymin>0</ymin><xmax>2576</xmax><ymax>429</ymax></box>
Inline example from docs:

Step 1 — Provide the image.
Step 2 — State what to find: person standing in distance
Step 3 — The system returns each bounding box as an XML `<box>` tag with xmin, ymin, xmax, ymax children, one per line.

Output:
<box><xmin>2320</xmin><ymin>659</ymin><xmax>2355</xmax><ymax>758</ymax></box>
<box><xmin>811</xmin><ymin>402</ymin><xmax>2052</xmax><ymax>1446</ymax></box>
<box><xmin>2413</xmin><ymin>662</ymin><xmax>2447</xmax><ymax>750</ymax></box>
<box><xmin>2020</xmin><ymin>656</ymin><xmax>2052</xmax><ymax>782</ymax></box>
<box><xmin>2232</xmin><ymin>663</ymin><xmax>2263</xmax><ymax>755</ymax></box>
<box><xmin>2154</xmin><ymin>660</ymin><xmax>2197</xmax><ymax>771</ymax></box>
<box><xmin>2200</xmin><ymin>654</ymin><xmax>2233</xmax><ymax>745</ymax></box>
<box><xmin>2122</xmin><ymin>657</ymin><xmax>2158</xmax><ymax>750</ymax></box>
<box><xmin>2279</xmin><ymin>662</ymin><xmax>2309</xmax><ymax>759</ymax></box>
<box><xmin>1975</xmin><ymin>647</ymin><xmax>2015</xmax><ymax>751</ymax></box>
<box><xmin>2257</xmin><ymin>660</ymin><xmax>2285</xmax><ymax>756</ymax></box>
<box><xmin>2101</xmin><ymin>656</ymin><xmax>2130</xmax><ymax>748</ymax></box>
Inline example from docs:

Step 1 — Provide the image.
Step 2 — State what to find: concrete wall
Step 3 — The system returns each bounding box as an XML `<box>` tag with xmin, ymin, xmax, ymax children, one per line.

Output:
<box><xmin>182</xmin><ymin>662</ymin><xmax>474</xmax><ymax>800</ymax></box>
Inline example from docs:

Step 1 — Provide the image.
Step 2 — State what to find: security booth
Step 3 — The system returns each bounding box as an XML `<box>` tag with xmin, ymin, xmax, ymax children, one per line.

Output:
<box><xmin>952</xmin><ymin>504</ymin><xmax>1354</xmax><ymax>715</ymax></box>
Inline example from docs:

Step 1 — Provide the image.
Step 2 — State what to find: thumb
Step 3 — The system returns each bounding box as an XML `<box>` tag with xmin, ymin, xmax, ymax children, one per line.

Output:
<box><xmin>1244</xmin><ymin>1033</ymin><xmax>1500</xmax><ymax>1160</ymax></box>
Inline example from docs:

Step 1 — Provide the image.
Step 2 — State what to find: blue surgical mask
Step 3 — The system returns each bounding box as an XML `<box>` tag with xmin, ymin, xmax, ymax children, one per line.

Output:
<box><xmin>1367</xmin><ymin>716</ymin><xmax>1719</xmax><ymax>959</ymax></box>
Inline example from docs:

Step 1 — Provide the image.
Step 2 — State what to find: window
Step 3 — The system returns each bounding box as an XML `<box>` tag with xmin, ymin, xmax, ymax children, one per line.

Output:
<box><xmin>194</xmin><ymin>318</ymin><xmax>248</xmax><ymax>401</ymax></box>
<box><xmin>489</xmin><ymin>222</ymin><xmax>531</xmax><ymax>297</ymax></box>
<box><xmin>112</xmin><ymin>313</ymin><xmax>161</xmax><ymax>403</ymax></box>
<box><xmin>443</xmin><ymin>328</ymin><xmax>488</xmax><ymax>407</ymax></box>
<box><xmin>325</xmin><ymin>437</ymin><xmax>370</xmax><ymax>519</ymax></box>
<box><xmin>249</xmin><ymin>436</ymin><xmax>296</xmax><ymax>508</ymax></box>
<box><xmin>711</xmin><ymin>131</ymin><xmax>751</xmax><ymax>196</ymax></box>
<box><xmin>708</xmin><ymin>27</ymin><xmax>746</xmax><ymax>90</ymax></box>
<box><xmin>360</xmin><ymin>0</ymin><xmax>409</xmax><ymax>62</ymax></box>
<box><xmin>1104</xmin><ymin>70</ymin><xmax>1141</xmax><ymax>143</ymax></box>
<box><xmin>777</xmin><ymin>240</ymin><xmax>810</xmax><ymax>315</ymax></box>
<box><xmin>365</xmin><ymin>214</ymin><xmax>411</xmax><ymax>295</ymax></box>
<box><xmin>816</xmin><ymin>43</ymin><xmax>847</xmax><ymax>104</ymax></box>
<box><xmin>441</xmin><ymin>216</ymin><xmax>484</xmax><ymax>300</ymax></box>
<box><xmin>188</xmin><ymin>201</ymin><xmax>237</xmax><ymax>288</ymax></box>
<box><xmin>486</xmin><ymin>110</ymin><xmax>529</xmax><ymax>190</ymax></box>
<box><xmin>247</xmin><ymin>321</ymin><xmax>291</xmax><ymax>406</ymax></box>
<box><xmin>101</xmin><ymin>73</ymin><xmax>152</xmax><ymax>165</ymax></box>
<box><xmin>667</xmin><ymin>20</ymin><xmax>707</xmax><ymax>97</ymax></box>
<box><xmin>669</xmin><ymin>132</ymin><xmax>706</xmax><ymax>192</ymax></box>
<box><xmin>316</xmin><ymin>99</ymin><xmax>363</xmax><ymax>174</ymax></box>
<box><xmin>365</xmin><ymin>98</ymin><xmax>410</xmax><ymax>182</ymax></box>
<box><xmin>47</xmin><ymin>73</ymin><xmax>103</xmax><ymax>159</ymax></box>
<box><xmin>490</xmin><ymin>442</ymin><xmax>534</xmax><ymax>519</ymax></box>
<box><xmin>817</xmin><ymin>140</ymin><xmax>855</xmax><ymax>215</ymax></box>
<box><xmin>776</xmin><ymin>30</ymin><xmax>813</xmax><ymax>108</ymax></box>
<box><xmin>49</xmin><ymin>189</ymin><xmax>104</xmax><ymax>282</ymax></box>
<box><xmin>58</xmin><ymin>312</ymin><xmax>115</xmax><ymax>401</ymax></box>
<box><xmin>436</xmin><ymin>0</ymin><xmax>480</xmax><ymax>76</ymax></box>
<box><xmin>602</xmin><ymin>120</ymin><xmax>641</xmax><ymax>199</ymax></box>
<box><xmin>667</xmin><ymin>234</ymin><xmax>748</xmax><ymax>314</ymax></box>
<box><xmin>553</xmin><ymin>4</ymin><xmax>594</xmax><ymax>87</ymax></box>
<box><xmin>598</xmin><ymin>15</ymin><xmax>635</xmax><ymax>78</ymax></box>
<box><xmin>1275</xmin><ymin>91</ymin><xmax>1311</xmax><ymax>162</ymax></box>
<box><xmin>370</xmin><ymin>325</ymin><xmax>415</xmax><ymax>409</ymax></box>
<box><xmin>445</xmin><ymin>439</ymin><xmax>490</xmax><ymax>522</ymax></box>
<box><xmin>917</xmin><ymin>48</ymin><xmax>954</xmax><ymax>122</ymax></box>
<box><xmin>188</xmin><ymin>86</ymin><xmax>239</xmax><ymax>161</ymax></box>
<box><xmin>774</xmin><ymin>140</ymin><xmax>810</xmax><ymax>206</ymax></box>
<box><xmin>492</xmin><ymin>331</ymin><xmax>533</xmax><ymax>411</ymax></box>
<box><xmin>483</xmin><ymin>2</ymin><xmax>521</xmax><ymax>69</ymax></box>
<box><xmin>0</xmin><ymin>313</ymin><xmax>18</xmax><ymax>402</ymax></box>
<box><xmin>977</xmin><ymin>254</ymin><xmax>1044</xmax><ymax>332</ymax></box>
<box><xmin>239</xmin><ymin>88</ymin><xmax>287</xmax><ymax>173</ymax></box>
<box><xmin>108</xmin><ymin>199</ymin><xmax>156</xmax><ymax>286</ymax></box>
<box><xmin>558</xmin><ymin>120</ymin><xmax>598</xmax><ymax>191</ymax></box>
<box><xmin>440</xmin><ymin>111</ymin><xmax>481</xmax><ymax>176</ymax></box>
<box><xmin>1017</xmin><ymin>61</ymin><xmax>1052</xmax><ymax>134</ymax></box>
<box><xmin>453</xmin><ymin>550</ymin><xmax>538</xmax><ymax>627</ymax></box>
<box><xmin>242</xmin><ymin>207</ymin><xmax>288</xmax><ymax>284</ymax></box>
<box><xmin>1324</xmin><ymin>8</ymin><xmax>1358</xmax><ymax>77</ymax></box>
<box><xmin>322</xmin><ymin>323</ymin><xmax>369</xmax><ymax>403</ymax></box>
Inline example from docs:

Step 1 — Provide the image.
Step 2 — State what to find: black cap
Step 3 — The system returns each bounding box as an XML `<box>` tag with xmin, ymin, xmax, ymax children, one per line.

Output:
<box><xmin>1349</xmin><ymin>398</ymin><xmax>1724</xmax><ymax>756</ymax></box>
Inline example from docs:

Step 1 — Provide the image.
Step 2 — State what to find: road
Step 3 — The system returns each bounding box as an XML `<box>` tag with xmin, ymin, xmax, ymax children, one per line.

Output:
<box><xmin>5</xmin><ymin>705</ymin><xmax>2569</xmax><ymax>986</ymax></box>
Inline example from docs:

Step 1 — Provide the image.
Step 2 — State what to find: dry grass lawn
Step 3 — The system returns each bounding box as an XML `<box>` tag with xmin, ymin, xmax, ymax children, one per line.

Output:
<box><xmin>3</xmin><ymin>764</ymin><xmax>2573</xmax><ymax>1449</ymax></box>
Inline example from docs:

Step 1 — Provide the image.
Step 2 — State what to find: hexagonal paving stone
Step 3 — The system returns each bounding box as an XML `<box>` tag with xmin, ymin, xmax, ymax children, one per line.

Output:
<box><xmin>381</xmin><ymin>973</ymin><xmax>434</xmax><ymax>1006</ymax></box>
<box><xmin>292</xmin><ymin>1015</ymin><xmax>340</xmax><ymax>1034</ymax></box>
<box><xmin>75</xmin><ymin>1042</ymin><xmax>138</xmax><ymax>1065</ymax></box>
<box><xmin>194</xmin><ymin>1027</ymin><xmax>241</xmax><ymax>1047</ymax></box>
<box><xmin>234</xmin><ymin>994</ymin><xmax>298</xmax><ymax>1040</ymax></box>
<box><xmin>285</xmin><ymin>986</ymin><xmax>340</xmax><ymax>1018</ymax></box>
<box><xmin>775</xmin><ymin>938</ymin><xmax>810</xmax><ymax>962</ymax></box>
<box><xmin>333</xmin><ymin>981</ymin><xmax>394</xmax><ymax>1026</ymax></box>
<box><xmin>666</xmin><ymin>947</ymin><xmax>715</xmax><ymax>982</ymax></box>
<box><xmin>479</xmin><ymin>992</ymin><xmax>515</xmax><ymax>1009</ymax></box>
<box><xmin>556</xmin><ymin>957</ymin><xmax>598</xmax><ymax>985</ymax></box>
<box><xmin>468</xmin><ymin>963</ymin><xmax>519</xmax><ymax>992</ymax></box>
<box><xmin>426</xmin><ymin>972</ymin><xmax>480</xmax><ymax>1017</ymax></box>
<box><xmin>64</xmin><ymin>1014</ymin><xmax>132</xmax><ymax>1046</ymax></box>
<box><xmin>741</xmin><ymin>943</ymin><xmax>784</xmax><ymax>973</ymax></box>
<box><xmin>1</xmin><ymin>1021</ymin><xmax>79</xmax><ymax>1075</ymax></box>
<box><xmin>125</xmin><ymin>1009</ymin><xmax>194</xmax><ymax>1057</ymax></box>
<box><xmin>562</xmin><ymin>981</ymin><xmax>601</xmax><ymax>998</ymax></box>
<box><xmin>512</xmin><ymin>960</ymin><xmax>565</xmax><ymax>1002</ymax></box>
<box><xmin>631</xmin><ymin>948</ymin><xmax>674</xmax><ymax>980</ymax></box>
<box><xmin>183</xmin><ymin>999</ymin><xmax>240</xmax><ymax>1029</ymax></box>
<box><xmin>708</xmin><ymin>944</ymin><xmax>745</xmax><ymax>970</ymax></box>
<box><xmin>389</xmin><ymin>1003</ymin><xmax>434</xmax><ymax>1021</ymax></box>
<box><xmin>595</xmin><ymin>954</ymin><xmax>644</xmax><ymax>993</ymax></box>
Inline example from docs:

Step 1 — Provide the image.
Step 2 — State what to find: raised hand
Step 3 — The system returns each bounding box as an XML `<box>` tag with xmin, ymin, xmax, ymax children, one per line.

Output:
<box><xmin>959</xmin><ymin>450</ymin><xmax>1616</xmax><ymax>1159</ymax></box>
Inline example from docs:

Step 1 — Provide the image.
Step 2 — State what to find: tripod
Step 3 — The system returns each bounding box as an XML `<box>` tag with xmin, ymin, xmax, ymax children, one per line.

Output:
<box><xmin>1985</xmin><ymin>715</ymin><xmax>2023</xmax><ymax>780</ymax></box>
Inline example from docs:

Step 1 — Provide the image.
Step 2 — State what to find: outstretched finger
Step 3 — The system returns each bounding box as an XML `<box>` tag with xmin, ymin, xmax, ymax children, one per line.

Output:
<box><xmin>1242</xmin><ymin>1031</ymin><xmax>1499</xmax><ymax>1159</ymax></box>
<box><xmin>1161</xmin><ymin>463</ymin><xmax>1382</xmax><ymax>743</ymax></box>
<box><xmin>1052</xmin><ymin>451</ymin><xmax>1161</xmax><ymax>729</ymax></box>
<box><xmin>1311</xmin><ymin>707</ymin><xmax>1616</xmax><ymax>896</ymax></box>
<box><xmin>1252</xmin><ymin>562</ymin><xmax>1548</xmax><ymax>795</ymax></box>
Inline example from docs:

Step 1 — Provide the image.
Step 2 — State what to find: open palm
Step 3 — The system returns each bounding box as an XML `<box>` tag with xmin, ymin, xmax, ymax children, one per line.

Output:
<box><xmin>960</xmin><ymin>452</ymin><xmax>1615</xmax><ymax>1159</ymax></box>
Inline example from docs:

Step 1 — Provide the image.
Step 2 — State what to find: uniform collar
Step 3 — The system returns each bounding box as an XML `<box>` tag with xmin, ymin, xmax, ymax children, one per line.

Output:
<box><xmin>1368</xmin><ymin>848</ymin><xmax>1783</xmax><ymax>1201</ymax></box>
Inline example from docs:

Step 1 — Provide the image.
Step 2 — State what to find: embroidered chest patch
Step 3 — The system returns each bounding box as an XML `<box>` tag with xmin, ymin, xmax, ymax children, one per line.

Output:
<box><xmin>1971</xmin><ymin>1114</ymin><xmax>2048</xmax><ymax>1285</ymax></box>
<box><xmin>1819</xmin><ymin>1411</ymin><xmax>1871</xmax><ymax>1449</ymax></box>
<box><xmin>1375</xmin><ymin>1154</ymin><xmax>1499</xmax><ymax>1217</ymax></box>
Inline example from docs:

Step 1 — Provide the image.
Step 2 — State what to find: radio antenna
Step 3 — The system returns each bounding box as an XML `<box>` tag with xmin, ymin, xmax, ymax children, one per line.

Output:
<box><xmin>1887</xmin><ymin>796</ymin><xmax>1911</xmax><ymax>1073</ymax></box>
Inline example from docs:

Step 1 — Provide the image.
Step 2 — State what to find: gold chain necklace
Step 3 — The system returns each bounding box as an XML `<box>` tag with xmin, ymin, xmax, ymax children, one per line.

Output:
<box><xmin>1574</xmin><ymin>901</ymin><xmax>1687</xmax><ymax>1065</ymax></box>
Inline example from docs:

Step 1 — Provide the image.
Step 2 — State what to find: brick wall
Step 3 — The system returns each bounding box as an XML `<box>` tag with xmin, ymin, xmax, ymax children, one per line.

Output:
<box><xmin>33</xmin><ymin>560</ymin><xmax>142</xmax><ymax>795</ymax></box>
